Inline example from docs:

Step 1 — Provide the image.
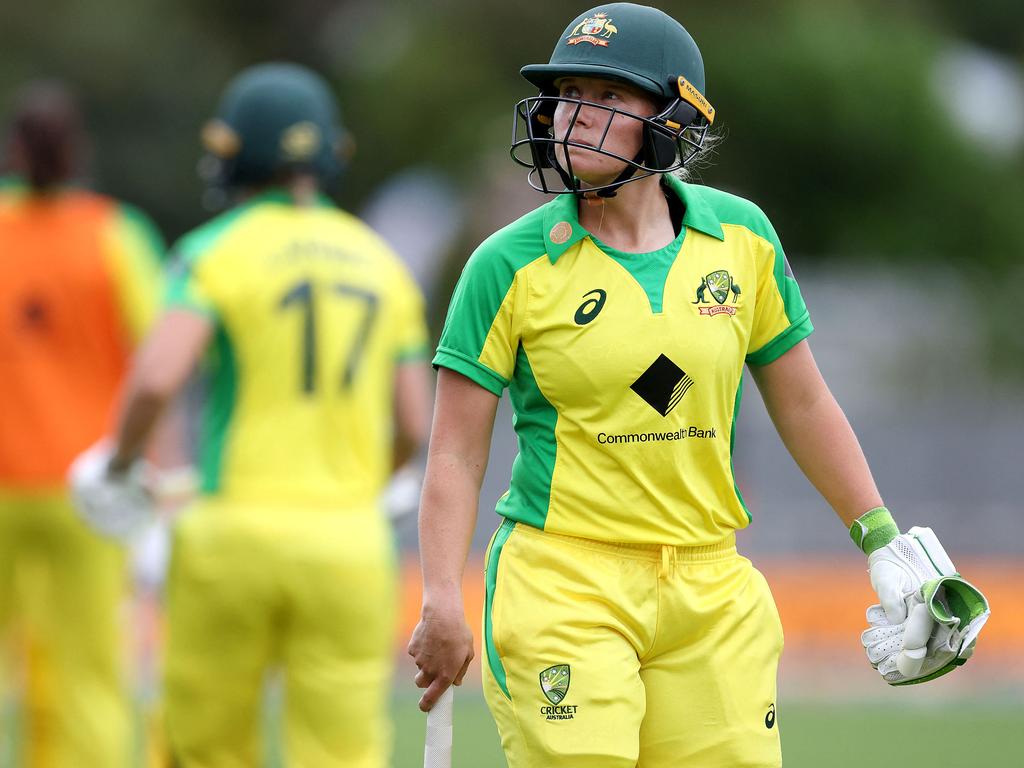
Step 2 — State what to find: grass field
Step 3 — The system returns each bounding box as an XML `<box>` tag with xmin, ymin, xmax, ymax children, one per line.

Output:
<box><xmin>391</xmin><ymin>692</ymin><xmax>1024</xmax><ymax>768</ymax></box>
<box><xmin>4</xmin><ymin>690</ymin><xmax>1022</xmax><ymax>766</ymax></box>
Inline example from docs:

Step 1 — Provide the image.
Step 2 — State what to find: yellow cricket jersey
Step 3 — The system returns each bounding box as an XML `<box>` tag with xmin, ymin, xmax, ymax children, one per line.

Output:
<box><xmin>436</xmin><ymin>175</ymin><xmax>812</xmax><ymax>545</ymax></box>
<box><xmin>167</xmin><ymin>190</ymin><xmax>428</xmax><ymax>508</ymax></box>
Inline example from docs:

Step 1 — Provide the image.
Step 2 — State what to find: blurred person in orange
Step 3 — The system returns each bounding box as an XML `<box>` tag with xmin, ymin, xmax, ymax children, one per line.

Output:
<box><xmin>0</xmin><ymin>80</ymin><xmax>165</xmax><ymax>767</ymax></box>
<box><xmin>71</xmin><ymin>62</ymin><xmax>432</xmax><ymax>766</ymax></box>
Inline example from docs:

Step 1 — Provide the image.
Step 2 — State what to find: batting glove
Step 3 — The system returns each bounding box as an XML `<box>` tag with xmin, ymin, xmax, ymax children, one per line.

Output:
<box><xmin>382</xmin><ymin>464</ymin><xmax>423</xmax><ymax>526</ymax></box>
<box><xmin>68</xmin><ymin>440</ymin><xmax>155</xmax><ymax>542</ymax></box>
<box><xmin>851</xmin><ymin>507</ymin><xmax>990</xmax><ymax>685</ymax></box>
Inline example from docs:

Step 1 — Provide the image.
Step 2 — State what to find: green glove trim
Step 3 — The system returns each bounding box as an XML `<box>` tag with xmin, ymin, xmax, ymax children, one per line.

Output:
<box><xmin>922</xmin><ymin>575</ymin><xmax>990</xmax><ymax>629</ymax></box>
<box><xmin>850</xmin><ymin>506</ymin><xmax>899</xmax><ymax>555</ymax></box>
<box><xmin>890</xmin><ymin>657</ymin><xmax>966</xmax><ymax>686</ymax></box>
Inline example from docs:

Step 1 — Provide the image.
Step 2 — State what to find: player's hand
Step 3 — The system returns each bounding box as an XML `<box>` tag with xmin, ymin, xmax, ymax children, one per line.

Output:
<box><xmin>68</xmin><ymin>440</ymin><xmax>155</xmax><ymax>542</ymax></box>
<box><xmin>408</xmin><ymin>596</ymin><xmax>475</xmax><ymax>713</ymax></box>
<box><xmin>852</xmin><ymin>509</ymin><xmax>990</xmax><ymax>684</ymax></box>
<box><xmin>861</xmin><ymin>573</ymin><xmax>988</xmax><ymax>685</ymax></box>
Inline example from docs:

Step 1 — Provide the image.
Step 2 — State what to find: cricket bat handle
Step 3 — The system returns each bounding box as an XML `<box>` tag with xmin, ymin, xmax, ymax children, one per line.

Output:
<box><xmin>423</xmin><ymin>686</ymin><xmax>454</xmax><ymax>768</ymax></box>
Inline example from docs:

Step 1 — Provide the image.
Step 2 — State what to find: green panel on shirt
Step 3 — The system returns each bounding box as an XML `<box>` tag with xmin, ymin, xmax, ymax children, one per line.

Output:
<box><xmin>591</xmin><ymin>227</ymin><xmax>685</xmax><ymax>314</ymax></box>
<box><xmin>200</xmin><ymin>325</ymin><xmax>238</xmax><ymax>492</ymax></box>
<box><xmin>496</xmin><ymin>347</ymin><xmax>558</xmax><ymax>529</ymax></box>
<box><xmin>729</xmin><ymin>376</ymin><xmax>751</xmax><ymax>523</ymax></box>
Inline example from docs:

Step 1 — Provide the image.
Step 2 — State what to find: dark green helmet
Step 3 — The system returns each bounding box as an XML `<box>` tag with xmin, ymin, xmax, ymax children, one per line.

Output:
<box><xmin>522</xmin><ymin>3</ymin><xmax>712</xmax><ymax>120</ymax></box>
<box><xmin>201</xmin><ymin>62</ymin><xmax>350</xmax><ymax>188</ymax></box>
<box><xmin>512</xmin><ymin>3</ymin><xmax>715</xmax><ymax>196</ymax></box>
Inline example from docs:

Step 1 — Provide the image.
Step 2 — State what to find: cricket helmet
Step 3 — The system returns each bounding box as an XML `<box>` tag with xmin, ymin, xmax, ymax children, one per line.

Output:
<box><xmin>200</xmin><ymin>62</ymin><xmax>351</xmax><ymax>188</ymax></box>
<box><xmin>511</xmin><ymin>3</ymin><xmax>715</xmax><ymax>196</ymax></box>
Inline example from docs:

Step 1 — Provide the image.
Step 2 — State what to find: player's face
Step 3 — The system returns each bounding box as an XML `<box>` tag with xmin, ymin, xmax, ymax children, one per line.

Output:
<box><xmin>552</xmin><ymin>76</ymin><xmax>659</xmax><ymax>187</ymax></box>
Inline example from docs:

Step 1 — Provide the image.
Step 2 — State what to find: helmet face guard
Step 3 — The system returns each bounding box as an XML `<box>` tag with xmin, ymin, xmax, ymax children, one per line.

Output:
<box><xmin>510</xmin><ymin>91</ymin><xmax>711</xmax><ymax>197</ymax></box>
<box><xmin>513</xmin><ymin>4</ymin><xmax>714</xmax><ymax>197</ymax></box>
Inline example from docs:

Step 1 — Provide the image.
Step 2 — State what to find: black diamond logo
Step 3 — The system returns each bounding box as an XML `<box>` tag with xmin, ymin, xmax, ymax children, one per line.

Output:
<box><xmin>630</xmin><ymin>354</ymin><xmax>694</xmax><ymax>416</ymax></box>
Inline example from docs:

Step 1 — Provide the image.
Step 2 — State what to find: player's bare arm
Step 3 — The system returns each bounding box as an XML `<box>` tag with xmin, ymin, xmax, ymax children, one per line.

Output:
<box><xmin>110</xmin><ymin>309</ymin><xmax>212</xmax><ymax>471</ymax></box>
<box><xmin>409</xmin><ymin>367</ymin><xmax>498</xmax><ymax>712</ymax></box>
<box><xmin>750</xmin><ymin>338</ymin><xmax>989</xmax><ymax>683</ymax></box>
<box><xmin>392</xmin><ymin>359</ymin><xmax>432</xmax><ymax>471</ymax></box>
<box><xmin>748</xmin><ymin>339</ymin><xmax>882</xmax><ymax>526</ymax></box>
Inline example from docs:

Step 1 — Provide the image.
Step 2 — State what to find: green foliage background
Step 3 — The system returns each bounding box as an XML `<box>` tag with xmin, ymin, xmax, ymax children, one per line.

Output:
<box><xmin>3</xmin><ymin>0</ymin><xmax>1023</xmax><ymax>362</ymax></box>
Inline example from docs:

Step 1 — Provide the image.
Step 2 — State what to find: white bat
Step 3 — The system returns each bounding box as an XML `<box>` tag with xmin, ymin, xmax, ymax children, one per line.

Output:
<box><xmin>423</xmin><ymin>686</ymin><xmax>454</xmax><ymax>768</ymax></box>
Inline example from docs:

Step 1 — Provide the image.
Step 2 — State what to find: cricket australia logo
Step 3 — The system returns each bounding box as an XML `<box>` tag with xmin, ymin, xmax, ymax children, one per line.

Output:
<box><xmin>631</xmin><ymin>354</ymin><xmax>695</xmax><ymax>416</ymax></box>
<box><xmin>693</xmin><ymin>269</ymin><xmax>741</xmax><ymax>316</ymax></box>
<box><xmin>566</xmin><ymin>12</ymin><xmax>618</xmax><ymax>47</ymax></box>
<box><xmin>539</xmin><ymin>664</ymin><xmax>577</xmax><ymax>720</ymax></box>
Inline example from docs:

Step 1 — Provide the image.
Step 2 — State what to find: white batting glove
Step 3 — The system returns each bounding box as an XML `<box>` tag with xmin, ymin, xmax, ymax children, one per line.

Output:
<box><xmin>68</xmin><ymin>440</ymin><xmax>155</xmax><ymax>542</ymax></box>
<box><xmin>383</xmin><ymin>464</ymin><xmax>423</xmax><ymax>526</ymax></box>
<box><xmin>851</xmin><ymin>508</ymin><xmax>990</xmax><ymax>685</ymax></box>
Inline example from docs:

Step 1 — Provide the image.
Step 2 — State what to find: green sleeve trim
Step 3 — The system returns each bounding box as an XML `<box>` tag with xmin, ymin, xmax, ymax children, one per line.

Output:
<box><xmin>745</xmin><ymin>313</ymin><xmax>813</xmax><ymax>365</ymax></box>
<box><xmin>698</xmin><ymin>186</ymin><xmax>812</xmax><ymax>336</ymax></box>
<box><xmin>850</xmin><ymin>506</ymin><xmax>899</xmax><ymax>554</ymax></box>
<box><xmin>435</xmin><ymin>211</ymin><xmax>546</xmax><ymax>378</ymax></box>
<box><xmin>395</xmin><ymin>343</ymin><xmax>430</xmax><ymax>363</ymax></box>
<box><xmin>433</xmin><ymin>347</ymin><xmax>507</xmax><ymax>396</ymax></box>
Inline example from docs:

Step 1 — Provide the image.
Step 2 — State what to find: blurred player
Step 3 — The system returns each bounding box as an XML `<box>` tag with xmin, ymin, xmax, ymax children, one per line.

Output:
<box><xmin>0</xmin><ymin>81</ymin><xmax>164</xmax><ymax>767</ymax></box>
<box><xmin>408</xmin><ymin>4</ymin><xmax>988</xmax><ymax>767</ymax></box>
<box><xmin>75</xmin><ymin>63</ymin><xmax>431</xmax><ymax>766</ymax></box>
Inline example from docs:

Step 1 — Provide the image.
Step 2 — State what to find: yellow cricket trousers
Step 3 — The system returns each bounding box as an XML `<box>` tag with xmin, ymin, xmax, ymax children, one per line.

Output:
<box><xmin>0</xmin><ymin>490</ymin><xmax>130</xmax><ymax>768</ymax></box>
<box><xmin>164</xmin><ymin>499</ymin><xmax>398</xmax><ymax>768</ymax></box>
<box><xmin>482</xmin><ymin>519</ymin><xmax>784</xmax><ymax>767</ymax></box>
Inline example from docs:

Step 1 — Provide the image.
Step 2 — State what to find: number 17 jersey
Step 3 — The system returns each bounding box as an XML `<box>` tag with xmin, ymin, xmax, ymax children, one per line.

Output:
<box><xmin>167</xmin><ymin>190</ymin><xmax>427</xmax><ymax>508</ymax></box>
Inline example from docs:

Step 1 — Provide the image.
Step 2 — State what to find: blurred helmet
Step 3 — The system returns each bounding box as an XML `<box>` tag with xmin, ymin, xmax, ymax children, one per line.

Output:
<box><xmin>200</xmin><ymin>62</ymin><xmax>351</xmax><ymax>189</ymax></box>
<box><xmin>511</xmin><ymin>3</ymin><xmax>715</xmax><ymax>197</ymax></box>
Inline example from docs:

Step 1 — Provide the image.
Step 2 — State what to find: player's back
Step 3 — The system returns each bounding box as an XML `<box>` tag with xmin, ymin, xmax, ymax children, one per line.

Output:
<box><xmin>171</xmin><ymin>192</ymin><xmax>426</xmax><ymax>508</ymax></box>
<box><xmin>0</xmin><ymin>190</ymin><xmax>161</xmax><ymax>488</ymax></box>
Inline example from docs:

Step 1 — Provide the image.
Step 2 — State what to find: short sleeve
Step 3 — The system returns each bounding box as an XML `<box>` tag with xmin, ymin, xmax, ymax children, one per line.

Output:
<box><xmin>745</xmin><ymin>215</ymin><xmax>813</xmax><ymax>366</ymax></box>
<box><xmin>433</xmin><ymin>242</ymin><xmax>524</xmax><ymax>396</ymax></box>
<box><xmin>164</xmin><ymin>242</ymin><xmax>218</xmax><ymax>318</ymax></box>
<box><xmin>389</xmin><ymin>264</ymin><xmax>430</xmax><ymax>363</ymax></box>
<box><xmin>103</xmin><ymin>203</ymin><xmax>166</xmax><ymax>342</ymax></box>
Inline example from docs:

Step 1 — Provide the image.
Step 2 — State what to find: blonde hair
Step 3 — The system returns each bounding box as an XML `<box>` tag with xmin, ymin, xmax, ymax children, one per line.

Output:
<box><xmin>671</xmin><ymin>125</ymin><xmax>724</xmax><ymax>183</ymax></box>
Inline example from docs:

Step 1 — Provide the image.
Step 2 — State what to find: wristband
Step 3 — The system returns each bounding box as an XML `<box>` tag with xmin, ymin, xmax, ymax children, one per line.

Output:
<box><xmin>849</xmin><ymin>506</ymin><xmax>899</xmax><ymax>555</ymax></box>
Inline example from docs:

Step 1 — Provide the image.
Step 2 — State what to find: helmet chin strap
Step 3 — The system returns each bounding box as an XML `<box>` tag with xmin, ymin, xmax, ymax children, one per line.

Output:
<box><xmin>577</xmin><ymin>149</ymin><xmax>646</xmax><ymax>200</ymax></box>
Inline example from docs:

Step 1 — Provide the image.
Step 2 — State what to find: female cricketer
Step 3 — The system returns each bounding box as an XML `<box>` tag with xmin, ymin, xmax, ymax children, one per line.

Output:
<box><xmin>75</xmin><ymin>63</ymin><xmax>432</xmax><ymax>766</ymax></box>
<box><xmin>409</xmin><ymin>4</ymin><xmax>988</xmax><ymax>767</ymax></box>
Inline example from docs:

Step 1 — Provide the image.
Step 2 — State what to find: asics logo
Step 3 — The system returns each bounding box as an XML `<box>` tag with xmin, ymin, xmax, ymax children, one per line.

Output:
<box><xmin>765</xmin><ymin>703</ymin><xmax>776</xmax><ymax>729</ymax></box>
<box><xmin>574</xmin><ymin>289</ymin><xmax>607</xmax><ymax>325</ymax></box>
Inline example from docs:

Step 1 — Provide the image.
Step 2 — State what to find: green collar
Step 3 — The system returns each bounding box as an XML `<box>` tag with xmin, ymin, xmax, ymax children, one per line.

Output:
<box><xmin>542</xmin><ymin>175</ymin><xmax>725</xmax><ymax>263</ymax></box>
<box><xmin>242</xmin><ymin>187</ymin><xmax>334</xmax><ymax>208</ymax></box>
